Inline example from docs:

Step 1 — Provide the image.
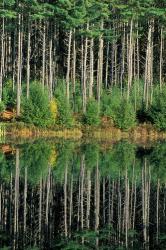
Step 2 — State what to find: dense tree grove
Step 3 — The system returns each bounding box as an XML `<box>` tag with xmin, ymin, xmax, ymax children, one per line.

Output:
<box><xmin>0</xmin><ymin>0</ymin><xmax>166</xmax><ymax>129</ymax></box>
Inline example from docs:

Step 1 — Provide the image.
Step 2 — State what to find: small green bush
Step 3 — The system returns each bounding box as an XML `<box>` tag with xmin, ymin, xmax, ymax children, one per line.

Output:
<box><xmin>102</xmin><ymin>88</ymin><xmax>121</xmax><ymax>120</ymax></box>
<box><xmin>3</xmin><ymin>79</ymin><xmax>16</xmax><ymax>108</ymax></box>
<box><xmin>54</xmin><ymin>80</ymin><xmax>74</xmax><ymax>127</ymax></box>
<box><xmin>22</xmin><ymin>82</ymin><xmax>53</xmax><ymax>127</ymax></box>
<box><xmin>84</xmin><ymin>98</ymin><xmax>100</xmax><ymax>126</ymax></box>
<box><xmin>149</xmin><ymin>86</ymin><xmax>166</xmax><ymax>131</ymax></box>
<box><xmin>0</xmin><ymin>101</ymin><xmax>5</xmax><ymax>113</ymax></box>
<box><xmin>115</xmin><ymin>99</ymin><xmax>136</xmax><ymax>130</ymax></box>
<box><xmin>101</xmin><ymin>88</ymin><xmax>136</xmax><ymax>130</ymax></box>
<box><xmin>57</xmin><ymin>98</ymin><xmax>74</xmax><ymax>127</ymax></box>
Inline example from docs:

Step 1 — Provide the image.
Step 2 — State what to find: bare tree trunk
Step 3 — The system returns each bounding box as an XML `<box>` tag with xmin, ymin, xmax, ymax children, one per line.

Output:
<box><xmin>127</xmin><ymin>19</ymin><xmax>133</xmax><ymax>100</ymax></box>
<box><xmin>16</xmin><ymin>13</ymin><xmax>21</xmax><ymax>116</ymax></box>
<box><xmin>160</xmin><ymin>27</ymin><xmax>163</xmax><ymax>89</ymax></box>
<box><xmin>66</xmin><ymin>30</ymin><xmax>72</xmax><ymax>103</ymax></box>
<box><xmin>105</xmin><ymin>42</ymin><xmax>110</xmax><ymax>88</ymax></box>
<box><xmin>83</xmin><ymin>24</ymin><xmax>89</xmax><ymax>113</ymax></box>
<box><xmin>89</xmin><ymin>37</ymin><xmax>94</xmax><ymax>98</ymax></box>
<box><xmin>49</xmin><ymin>34</ymin><xmax>53</xmax><ymax>99</ymax></box>
<box><xmin>144</xmin><ymin>20</ymin><xmax>154</xmax><ymax>109</ymax></box>
<box><xmin>26</xmin><ymin>20</ymin><xmax>31</xmax><ymax>98</ymax></box>
<box><xmin>42</xmin><ymin>22</ymin><xmax>46</xmax><ymax>90</ymax></box>
<box><xmin>120</xmin><ymin>24</ymin><xmax>126</xmax><ymax>95</ymax></box>
<box><xmin>0</xmin><ymin>12</ymin><xmax>5</xmax><ymax>101</ymax></box>
<box><xmin>136</xmin><ymin>22</ymin><xmax>140</xmax><ymax>81</ymax></box>
<box><xmin>72</xmin><ymin>29</ymin><xmax>76</xmax><ymax>94</ymax></box>
<box><xmin>97</xmin><ymin>20</ymin><xmax>104</xmax><ymax>109</ymax></box>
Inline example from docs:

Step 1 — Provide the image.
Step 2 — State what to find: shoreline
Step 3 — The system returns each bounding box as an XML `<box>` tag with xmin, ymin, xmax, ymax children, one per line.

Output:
<box><xmin>0</xmin><ymin>122</ymin><xmax>166</xmax><ymax>143</ymax></box>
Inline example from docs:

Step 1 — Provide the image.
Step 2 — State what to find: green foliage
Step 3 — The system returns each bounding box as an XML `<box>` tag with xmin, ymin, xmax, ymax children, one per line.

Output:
<box><xmin>115</xmin><ymin>99</ymin><xmax>136</xmax><ymax>130</ymax></box>
<box><xmin>149</xmin><ymin>86</ymin><xmax>166</xmax><ymax>131</ymax></box>
<box><xmin>54</xmin><ymin>80</ymin><xmax>74</xmax><ymax>127</ymax></box>
<box><xmin>57</xmin><ymin>98</ymin><xmax>74</xmax><ymax>127</ymax></box>
<box><xmin>3</xmin><ymin>79</ymin><xmax>16</xmax><ymax>108</ymax></box>
<box><xmin>84</xmin><ymin>98</ymin><xmax>100</xmax><ymax>126</ymax></box>
<box><xmin>22</xmin><ymin>82</ymin><xmax>53</xmax><ymax>127</ymax></box>
<box><xmin>0</xmin><ymin>101</ymin><xmax>5</xmax><ymax>113</ymax></box>
<box><xmin>102</xmin><ymin>88</ymin><xmax>136</xmax><ymax>130</ymax></box>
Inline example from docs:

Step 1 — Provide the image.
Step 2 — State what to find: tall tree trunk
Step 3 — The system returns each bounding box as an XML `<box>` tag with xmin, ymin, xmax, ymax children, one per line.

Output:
<box><xmin>160</xmin><ymin>27</ymin><xmax>163</xmax><ymax>89</ymax></box>
<box><xmin>0</xmin><ymin>12</ymin><xmax>5</xmax><ymax>101</ymax></box>
<box><xmin>89</xmin><ymin>37</ymin><xmax>94</xmax><ymax>98</ymax></box>
<box><xmin>127</xmin><ymin>19</ymin><xmax>133</xmax><ymax>100</ymax></box>
<box><xmin>42</xmin><ymin>22</ymin><xmax>46</xmax><ymax>90</ymax></box>
<box><xmin>16</xmin><ymin>12</ymin><xmax>21</xmax><ymax>116</ymax></box>
<box><xmin>26</xmin><ymin>20</ymin><xmax>31</xmax><ymax>98</ymax></box>
<box><xmin>83</xmin><ymin>24</ymin><xmax>89</xmax><ymax>113</ymax></box>
<box><xmin>97</xmin><ymin>20</ymin><xmax>104</xmax><ymax>110</ymax></box>
<box><xmin>66</xmin><ymin>30</ymin><xmax>72</xmax><ymax>103</ymax></box>
<box><xmin>49</xmin><ymin>34</ymin><xmax>53</xmax><ymax>99</ymax></box>
<box><xmin>144</xmin><ymin>20</ymin><xmax>154</xmax><ymax>109</ymax></box>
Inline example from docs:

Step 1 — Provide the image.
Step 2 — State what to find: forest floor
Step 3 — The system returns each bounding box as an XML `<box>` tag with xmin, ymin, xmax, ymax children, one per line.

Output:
<box><xmin>0</xmin><ymin>122</ymin><xmax>166</xmax><ymax>143</ymax></box>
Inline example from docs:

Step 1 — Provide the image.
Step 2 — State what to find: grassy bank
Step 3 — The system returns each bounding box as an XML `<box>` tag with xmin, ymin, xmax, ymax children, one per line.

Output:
<box><xmin>1</xmin><ymin>122</ymin><xmax>166</xmax><ymax>143</ymax></box>
<box><xmin>0</xmin><ymin>122</ymin><xmax>82</xmax><ymax>139</ymax></box>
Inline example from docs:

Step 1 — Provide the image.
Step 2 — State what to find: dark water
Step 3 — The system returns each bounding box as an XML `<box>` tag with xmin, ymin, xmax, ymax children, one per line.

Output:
<box><xmin>0</xmin><ymin>139</ymin><xmax>166</xmax><ymax>250</ymax></box>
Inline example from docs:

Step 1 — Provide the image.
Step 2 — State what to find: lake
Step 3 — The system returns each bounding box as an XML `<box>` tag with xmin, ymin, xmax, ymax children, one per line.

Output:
<box><xmin>0</xmin><ymin>139</ymin><xmax>166</xmax><ymax>249</ymax></box>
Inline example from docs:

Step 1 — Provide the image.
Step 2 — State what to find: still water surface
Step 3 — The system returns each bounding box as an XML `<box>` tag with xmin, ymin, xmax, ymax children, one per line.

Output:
<box><xmin>0</xmin><ymin>139</ymin><xmax>166</xmax><ymax>249</ymax></box>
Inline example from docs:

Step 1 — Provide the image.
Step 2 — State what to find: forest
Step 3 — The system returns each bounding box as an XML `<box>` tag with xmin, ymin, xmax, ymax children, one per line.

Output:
<box><xmin>0</xmin><ymin>0</ymin><xmax>166</xmax><ymax>130</ymax></box>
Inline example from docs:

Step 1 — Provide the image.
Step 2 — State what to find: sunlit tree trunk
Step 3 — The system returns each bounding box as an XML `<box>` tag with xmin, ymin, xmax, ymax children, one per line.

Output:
<box><xmin>144</xmin><ymin>20</ymin><xmax>154</xmax><ymax>109</ymax></box>
<box><xmin>16</xmin><ymin>12</ymin><xmax>21</xmax><ymax>116</ymax></box>
<box><xmin>83</xmin><ymin>24</ymin><xmax>89</xmax><ymax>113</ymax></box>
<box><xmin>66</xmin><ymin>30</ymin><xmax>72</xmax><ymax>103</ymax></box>
<box><xmin>42</xmin><ymin>22</ymin><xmax>46</xmax><ymax>89</ymax></box>
<box><xmin>0</xmin><ymin>12</ymin><xmax>5</xmax><ymax>101</ymax></box>
<box><xmin>26</xmin><ymin>20</ymin><xmax>31</xmax><ymax>98</ymax></box>
<box><xmin>49</xmin><ymin>33</ymin><xmax>53</xmax><ymax>99</ymax></box>
<box><xmin>89</xmin><ymin>37</ymin><xmax>94</xmax><ymax>98</ymax></box>
<box><xmin>97</xmin><ymin>20</ymin><xmax>104</xmax><ymax>109</ymax></box>
<box><xmin>127</xmin><ymin>19</ymin><xmax>133</xmax><ymax>100</ymax></box>
<box><xmin>160</xmin><ymin>27</ymin><xmax>163</xmax><ymax>89</ymax></box>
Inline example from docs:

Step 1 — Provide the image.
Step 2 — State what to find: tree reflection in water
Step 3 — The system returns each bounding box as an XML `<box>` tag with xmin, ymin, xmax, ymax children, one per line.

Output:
<box><xmin>0</xmin><ymin>140</ymin><xmax>166</xmax><ymax>249</ymax></box>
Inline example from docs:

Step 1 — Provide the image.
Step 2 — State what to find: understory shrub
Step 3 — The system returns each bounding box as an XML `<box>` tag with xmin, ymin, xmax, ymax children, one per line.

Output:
<box><xmin>54</xmin><ymin>81</ymin><xmax>74</xmax><ymax>127</ymax></box>
<box><xmin>149</xmin><ymin>86</ymin><xmax>166</xmax><ymax>131</ymax></box>
<box><xmin>84</xmin><ymin>98</ymin><xmax>100</xmax><ymax>126</ymax></box>
<box><xmin>3</xmin><ymin>79</ymin><xmax>16</xmax><ymax>108</ymax></box>
<box><xmin>0</xmin><ymin>101</ymin><xmax>5</xmax><ymax>113</ymax></box>
<box><xmin>102</xmin><ymin>88</ymin><xmax>136</xmax><ymax>130</ymax></box>
<box><xmin>22</xmin><ymin>83</ymin><xmax>53</xmax><ymax>127</ymax></box>
<box><xmin>115</xmin><ymin>99</ymin><xmax>136</xmax><ymax>130</ymax></box>
<box><xmin>57</xmin><ymin>98</ymin><xmax>74</xmax><ymax>127</ymax></box>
